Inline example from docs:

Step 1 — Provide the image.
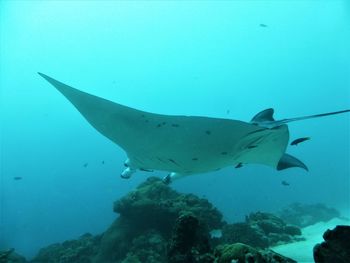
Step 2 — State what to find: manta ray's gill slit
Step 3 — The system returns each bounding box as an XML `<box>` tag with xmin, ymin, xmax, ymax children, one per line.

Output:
<box><xmin>168</xmin><ymin>158</ymin><xmax>181</xmax><ymax>167</ymax></box>
<box><xmin>133</xmin><ymin>156</ymin><xmax>145</xmax><ymax>165</ymax></box>
<box><xmin>246</xmin><ymin>128</ymin><xmax>266</xmax><ymax>135</ymax></box>
<box><xmin>156</xmin><ymin>157</ymin><xmax>168</xmax><ymax>164</ymax></box>
<box><xmin>171</xmin><ymin>124</ymin><xmax>180</xmax><ymax>127</ymax></box>
<box><xmin>192</xmin><ymin>157</ymin><xmax>199</xmax><ymax>161</ymax></box>
<box><xmin>221</xmin><ymin>152</ymin><xmax>228</xmax><ymax>155</ymax></box>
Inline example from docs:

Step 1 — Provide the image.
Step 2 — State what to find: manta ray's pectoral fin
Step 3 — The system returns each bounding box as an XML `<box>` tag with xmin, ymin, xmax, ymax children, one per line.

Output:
<box><xmin>277</xmin><ymin>153</ymin><xmax>308</xmax><ymax>171</ymax></box>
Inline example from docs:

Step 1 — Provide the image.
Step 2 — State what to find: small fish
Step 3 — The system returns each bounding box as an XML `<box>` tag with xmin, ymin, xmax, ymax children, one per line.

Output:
<box><xmin>290</xmin><ymin>137</ymin><xmax>310</xmax><ymax>146</ymax></box>
<box><xmin>259</xmin><ymin>23</ymin><xmax>268</xmax><ymax>27</ymax></box>
<box><xmin>13</xmin><ymin>177</ymin><xmax>22</xmax><ymax>180</ymax></box>
<box><xmin>226</xmin><ymin>109</ymin><xmax>230</xmax><ymax>114</ymax></box>
<box><xmin>83</xmin><ymin>163</ymin><xmax>88</xmax><ymax>168</ymax></box>
<box><xmin>281</xmin><ymin>180</ymin><xmax>290</xmax><ymax>186</ymax></box>
<box><xmin>235</xmin><ymin>163</ymin><xmax>243</xmax><ymax>168</ymax></box>
<box><xmin>102</xmin><ymin>161</ymin><xmax>105</xmax><ymax>164</ymax></box>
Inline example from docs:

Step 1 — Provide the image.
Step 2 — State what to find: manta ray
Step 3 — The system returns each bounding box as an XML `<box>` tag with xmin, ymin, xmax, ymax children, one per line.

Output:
<box><xmin>38</xmin><ymin>73</ymin><xmax>350</xmax><ymax>183</ymax></box>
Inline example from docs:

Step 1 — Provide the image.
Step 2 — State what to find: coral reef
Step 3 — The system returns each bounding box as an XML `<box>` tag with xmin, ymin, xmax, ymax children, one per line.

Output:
<box><xmin>31</xmin><ymin>233</ymin><xmax>100</xmax><ymax>263</ymax></box>
<box><xmin>0</xmin><ymin>248</ymin><xmax>26</xmax><ymax>263</ymax></box>
<box><xmin>313</xmin><ymin>225</ymin><xmax>350</xmax><ymax>263</ymax></box>
<box><xmin>214</xmin><ymin>243</ymin><xmax>297</xmax><ymax>263</ymax></box>
<box><xmin>167</xmin><ymin>213</ymin><xmax>213</xmax><ymax>263</ymax></box>
<box><xmin>27</xmin><ymin>177</ymin><xmax>302</xmax><ymax>263</ymax></box>
<box><xmin>278</xmin><ymin>203</ymin><xmax>340</xmax><ymax>227</ymax></box>
<box><xmin>221</xmin><ymin>212</ymin><xmax>303</xmax><ymax>248</ymax></box>
<box><xmin>94</xmin><ymin>176</ymin><xmax>223</xmax><ymax>262</ymax></box>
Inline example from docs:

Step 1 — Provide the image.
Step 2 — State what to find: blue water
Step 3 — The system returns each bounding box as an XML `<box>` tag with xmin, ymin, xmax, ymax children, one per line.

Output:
<box><xmin>0</xmin><ymin>1</ymin><xmax>349</xmax><ymax>259</ymax></box>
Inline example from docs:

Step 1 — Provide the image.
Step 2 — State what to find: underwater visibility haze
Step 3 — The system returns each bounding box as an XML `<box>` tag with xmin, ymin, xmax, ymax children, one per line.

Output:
<box><xmin>0</xmin><ymin>1</ymin><xmax>349</xmax><ymax>261</ymax></box>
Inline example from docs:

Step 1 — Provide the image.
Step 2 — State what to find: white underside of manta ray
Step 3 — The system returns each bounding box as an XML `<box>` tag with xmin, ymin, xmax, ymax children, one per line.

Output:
<box><xmin>38</xmin><ymin>73</ymin><xmax>350</xmax><ymax>183</ymax></box>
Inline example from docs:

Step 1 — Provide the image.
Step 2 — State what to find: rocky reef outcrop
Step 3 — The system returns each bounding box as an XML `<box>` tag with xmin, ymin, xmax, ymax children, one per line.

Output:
<box><xmin>94</xmin><ymin>176</ymin><xmax>223</xmax><ymax>262</ymax></box>
<box><xmin>25</xmin><ymin>177</ymin><xmax>300</xmax><ymax>262</ymax></box>
<box><xmin>278</xmin><ymin>203</ymin><xmax>340</xmax><ymax>227</ymax></box>
<box><xmin>313</xmin><ymin>225</ymin><xmax>350</xmax><ymax>263</ymax></box>
<box><xmin>31</xmin><ymin>233</ymin><xmax>100</xmax><ymax>263</ymax></box>
<box><xmin>214</xmin><ymin>243</ymin><xmax>297</xmax><ymax>263</ymax></box>
<box><xmin>0</xmin><ymin>248</ymin><xmax>26</xmax><ymax>263</ymax></box>
<box><xmin>221</xmin><ymin>212</ymin><xmax>303</xmax><ymax>248</ymax></box>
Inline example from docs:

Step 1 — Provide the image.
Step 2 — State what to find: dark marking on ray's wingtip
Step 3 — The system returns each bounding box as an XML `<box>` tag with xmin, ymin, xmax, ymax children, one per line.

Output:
<box><xmin>205</xmin><ymin>130</ymin><xmax>211</xmax><ymax>135</ymax></box>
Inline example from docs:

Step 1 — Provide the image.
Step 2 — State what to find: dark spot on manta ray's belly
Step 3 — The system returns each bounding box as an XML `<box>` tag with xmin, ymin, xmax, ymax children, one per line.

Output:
<box><xmin>192</xmin><ymin>157</ymin><xmax>198</xmax><ymax>161</ymax></box>
<box><xmin>156</xmin><ymin>122</ymin><xmax>167</xmax><ymax>128</ymax></box>
<box><xmin>247</xmin><ymin>145</ymin><xmax>257</xmax><ymax>149</ymax></box>
<box><xmin>205</xmin><ymin>130</ymin><xmax>211</xmax><ymax>135</ymax></box>
<box><xmin>171</xmin><ymin>124</ymin><xmax>180</xmax><ymax>127</ymax></box>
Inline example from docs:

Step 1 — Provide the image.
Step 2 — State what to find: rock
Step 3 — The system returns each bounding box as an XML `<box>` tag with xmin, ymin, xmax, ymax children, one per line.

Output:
<box><xmin>214</xmin><ymin>243</ymin><xmax>297</xmax><ymax>263</ymax></box>
<box><xmin>221</xmin><ymin>212</ymin><xmax>302</xmax><ymax>248</ymax></box>
<box><xmin>278</xmin><ymin>203</ymin><xmax>340</xmax><ymax>227</ymax></box>
<box><xmin>0</xmin><ymin>248</ymin><xmax>26</xmax><ymax>263</ymax></box>
<box><xmin>95</xmin><ymin>177</ymin><xmax>224</xmax><ymax>262</ymax></box>
<box><xmin>120</xmin><ymin>230</ymin><xmax>167</xmax><ymax>263</ymax></box>
<box><xmin>313</xmin><ymin>225</ymin><xmax>350</xmax><ymax>263</ymax></box>
<box><xmin>114</xmin><ymin>177</ymin><xmax>223</xmax><ymax>234</ymax></box>
<box><xmin>31</xmin><ymin>233</ymin><xmax>100</xmax><ymax>263</ymax></box>
<box><xmin>221</xmin><ymin>223</ymin><xmax>269</xmax><ymax>249</ymax></box>
<box><xmin>167</xmin><ymin>213</ymin><xmax>213</xmax><ymax>263</ymax></box>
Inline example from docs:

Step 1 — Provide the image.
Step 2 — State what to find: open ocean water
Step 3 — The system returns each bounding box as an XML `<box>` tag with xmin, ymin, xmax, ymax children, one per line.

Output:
<box><xmin>0</xmin><ymin>1</ymin><xmax>349</xmax><ymax>261</ymax></box>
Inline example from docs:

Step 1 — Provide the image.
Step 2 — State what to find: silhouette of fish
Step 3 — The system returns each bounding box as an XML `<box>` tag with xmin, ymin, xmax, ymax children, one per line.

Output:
<box><xmin>281</xmin><ymin>180</ymin><xmax>290</xmax><ymax>186</ymax></box>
